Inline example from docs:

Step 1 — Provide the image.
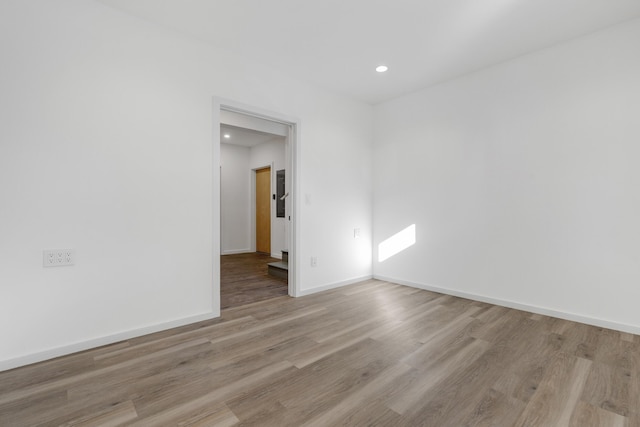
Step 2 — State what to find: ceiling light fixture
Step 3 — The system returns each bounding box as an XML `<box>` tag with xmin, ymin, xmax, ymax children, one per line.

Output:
<box><xmin>223</xmin><ymin>134</ymin><xmax>231</xmax><ymax>139</ymax></box>
<box><xmin>376</xmin><ymin>65</ymin><xmax>388</xmax><ymax>73</ymax></box>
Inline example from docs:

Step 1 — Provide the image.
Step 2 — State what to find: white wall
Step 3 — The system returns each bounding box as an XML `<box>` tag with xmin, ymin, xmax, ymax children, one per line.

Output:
<box><xmin>373</xmin><ymin>19</ymin><xmax>640</xmax><ymax>333</ymax></box>
<box><xmin>221</xmin><ymin>143</ymin><xmax>251</xmax><ymax>254</ymax></box>
<box><xmin>249</xmin><ymin>138</ymin><xmax>287</xmax><ymax>258</ymax></box>
<box><xmin>0</xmin><ymin>0</ymin><xmax>373</xmax><ymax>370</ymax></box>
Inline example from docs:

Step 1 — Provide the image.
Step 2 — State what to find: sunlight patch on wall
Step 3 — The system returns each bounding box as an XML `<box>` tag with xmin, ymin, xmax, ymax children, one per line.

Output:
<box><xmin>378</xmin><ymin>224</ymin><xmax>416</xmax><ymax>262</ymax></box>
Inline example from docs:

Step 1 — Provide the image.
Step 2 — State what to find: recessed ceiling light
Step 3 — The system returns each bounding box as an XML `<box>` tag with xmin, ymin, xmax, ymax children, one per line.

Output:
<box><xmin>223</xmin><ymin>134</ymin><xmax>231</xmax><ymax>139</ymax></box>
<box><xmin>376</xmin><ymin>65</ymin><xmax>388</xmax><ymax>73</ymax></box>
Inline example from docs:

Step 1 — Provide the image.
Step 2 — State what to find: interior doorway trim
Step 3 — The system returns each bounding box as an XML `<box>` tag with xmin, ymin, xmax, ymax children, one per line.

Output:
<box><xmin>213</xmin><ymin>97</ymin><xmax>301</xmax><ymax>316</ymax></box>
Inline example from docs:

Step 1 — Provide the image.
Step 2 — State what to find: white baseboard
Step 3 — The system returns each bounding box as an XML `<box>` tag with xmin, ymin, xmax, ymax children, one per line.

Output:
<box><xmin>374</xmin><ymin>275</ymin><xmax>640</xmax><ymax>336</ymax></box>
<box><xmin>271</xmin><ymin>253</ymin><xmax>282</xmax><ymax>259</ymax></box>
<box><xmin>0</xmin><ymin>311</ymin><xmax>218</xmax><ymax>372</ymax></box>
<box><xmin>298</xmin><ymin>275</ymin><xmax>373</xmax><ymax>297</ymax></box>
<box><xmin>222</xmin><ymin>249</ymin><xmax>252</xmax><ymax>255</ymax></box>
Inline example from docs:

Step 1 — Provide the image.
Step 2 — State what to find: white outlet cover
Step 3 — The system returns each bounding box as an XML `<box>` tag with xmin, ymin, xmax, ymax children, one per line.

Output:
<box><xmin>43</xmin><ymin>249</ymin><xmax>75</xmax><ymax>267</ymax></box>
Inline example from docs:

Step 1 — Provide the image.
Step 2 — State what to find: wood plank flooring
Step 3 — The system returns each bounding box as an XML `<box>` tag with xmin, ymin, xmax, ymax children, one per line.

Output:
<box><xmin>1</xmin><ymin>279</ymin><xmax>639</xmax><ymax>426</ymax></box>
<box><xmin>221</xmin><ymin>253</ymin><xmax>288</xmax><ymax>310</ymax></box>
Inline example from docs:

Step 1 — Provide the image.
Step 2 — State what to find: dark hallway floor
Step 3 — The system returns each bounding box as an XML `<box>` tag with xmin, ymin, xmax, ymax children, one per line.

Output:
<box><xmin>220</xmin><ymin>253</ymin><xmax>288</xmax><ymax>310</ymax></box>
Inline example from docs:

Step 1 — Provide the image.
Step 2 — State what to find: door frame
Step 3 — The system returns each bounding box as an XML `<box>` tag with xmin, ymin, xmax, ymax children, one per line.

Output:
<box><xmin>213</xmin><ymin>97</ymin><xmax>301</xmax><ymax>316</ymax></box>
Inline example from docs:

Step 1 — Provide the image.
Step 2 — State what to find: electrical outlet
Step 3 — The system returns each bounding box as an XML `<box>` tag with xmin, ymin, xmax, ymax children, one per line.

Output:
<box><xmin>43</xmin><ymin>249</ymin><xmax>75</xmax><ymax>267</ymax></box>
<box><xmin>310</xmin><ymin>256</ymin><xmax>317</xmax><ymax>267</ymax></box>
<box><xmin>354</xmin><ymin>228</ymin><xmax>361</xmax><ymax>239</ymax></box>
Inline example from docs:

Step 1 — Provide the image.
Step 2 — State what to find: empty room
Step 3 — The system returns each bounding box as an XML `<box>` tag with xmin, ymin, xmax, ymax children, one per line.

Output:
<box><xmin>1</xmin><ymin>0</ymin><xmax>640</xmax><ymax>425</ymax></box>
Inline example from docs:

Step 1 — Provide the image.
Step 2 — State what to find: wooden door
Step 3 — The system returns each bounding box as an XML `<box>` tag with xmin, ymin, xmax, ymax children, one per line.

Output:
<box><xmin>255</xmin><ymin>167</ymin><xmax>271</xmax><ymax>254</ymax></box>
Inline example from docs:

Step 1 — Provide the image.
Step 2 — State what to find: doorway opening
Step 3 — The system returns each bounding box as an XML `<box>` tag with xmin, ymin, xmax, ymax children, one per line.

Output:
<box><xmin>220</xmin><ymin>134</ymin><xmax>284</xmax><ymax>309</ymax></box>
<box><xmin>213</xmin><ymin>98</ymin><xmax>299</xmax><ymax>314</ymax></box>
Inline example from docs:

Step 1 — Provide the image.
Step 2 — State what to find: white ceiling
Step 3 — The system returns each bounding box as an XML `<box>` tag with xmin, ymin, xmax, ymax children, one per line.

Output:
<box><xmin>97</xmin><ymin>0</ymin><xmax>640</xmax><ymax>104</ymax></box>
<box><xmin>221</xmin><ymin>124</ymin><xmax>283</xmax><ymax>148</ymax></box>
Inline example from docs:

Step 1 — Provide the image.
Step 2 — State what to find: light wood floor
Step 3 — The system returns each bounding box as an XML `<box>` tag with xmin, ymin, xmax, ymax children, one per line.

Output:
<box><xmin>221</xmin><ymin>253</ymin><xmax>288</xmax><ymax>310</ymax></box>
<box><xmin>1</xmin><ymin>279</ymin><xmax>639</xmax><ymax>426</ymax></box>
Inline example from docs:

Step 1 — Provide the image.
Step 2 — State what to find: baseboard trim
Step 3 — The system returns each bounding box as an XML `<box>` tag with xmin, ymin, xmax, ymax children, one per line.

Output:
<box><xmin>270</xmin><ymin>253</ymin><xmax>282</xmax><ymax>259</ymax></box>
<box><xmin>222</xmin><ymin>249</ymin><xmax>252</xmax><ymax>255</ymax></box>
<box><xmin>298</xmin><ymin>275</ymin><xmax>373</xmax><ymax>297</ymax></box>
<box><xmin>374</xmin><ymin>275</ymin><xmax>640</xmax><ymax>336</ymax></box>
<box><xmin>0</xmin><ymin>311</ymin><xmax>219</xmax><ymax>372</ymax></box>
